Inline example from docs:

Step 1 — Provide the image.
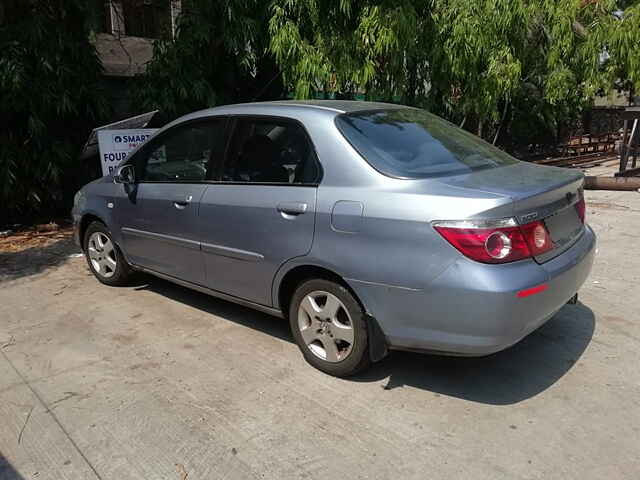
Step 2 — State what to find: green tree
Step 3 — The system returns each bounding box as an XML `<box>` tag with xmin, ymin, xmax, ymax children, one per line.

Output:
<box><xmin>269</xmin><ymin>0</ymin><xmax>640</xmax><ymax>149</ymax></box>
<box><xmin>575</xmin><ymin>0</ymin><xmax>640</xmax><ymax>104</ymax></box>
<box><xmin>0</xmin><ymin>0</ymin><xmax>107</xmax><ymax>225</ymax></box>
<box><xmin>135</xmin><ymin>0</ymin><xmax>284</xmax><ymax>121</ymax></box>
<box><xmin>269</xmin><ymin>1</ymin><xmax>434</xmax><ymax>102</ymax></box>
<box><xmin>429</xmin><ymin>0</ymin><xmax>531</xmax><ymax>136</ymax></box>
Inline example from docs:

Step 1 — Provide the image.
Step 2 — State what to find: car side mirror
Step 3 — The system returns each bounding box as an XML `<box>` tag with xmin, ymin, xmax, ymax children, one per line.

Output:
<box><xmin>114</xmin><ymin>164</ymin><xmax>135</xmax><ymax>184</ymax></box>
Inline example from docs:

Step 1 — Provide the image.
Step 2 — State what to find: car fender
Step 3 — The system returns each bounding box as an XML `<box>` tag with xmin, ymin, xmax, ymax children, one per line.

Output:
<box><xmin>271</xmin><ymin>256</ymin><xmax>389</xmax><ymax>362</ymax></box>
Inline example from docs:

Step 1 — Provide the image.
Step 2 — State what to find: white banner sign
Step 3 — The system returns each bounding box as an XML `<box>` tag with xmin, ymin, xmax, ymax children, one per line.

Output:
<box><xmin>97</xmin><ymin>129</ymin><xmax>157</xmax><ymax>176</ymax></box>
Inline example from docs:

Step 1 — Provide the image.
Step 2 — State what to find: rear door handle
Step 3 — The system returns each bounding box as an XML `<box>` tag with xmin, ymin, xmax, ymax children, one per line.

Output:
<box><xmin>173</xmin><ymin>194</ymin><xmax>193</xmax><ymax>209</ymax></box>
<box><xmin>277</xmin><ymin>202</ymin><xmax>308</xmax><ymax>215</ymax></box>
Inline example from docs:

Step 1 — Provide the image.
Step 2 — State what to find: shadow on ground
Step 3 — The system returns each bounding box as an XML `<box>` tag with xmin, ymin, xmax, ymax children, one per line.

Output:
<box><xmin>138</xmin><ymin>275</ymin><xmax>595</xmax><ymax>405</ymax></box>
<box><xmin>136</xmin><ymin>276</ymin><xmax>292</xmax><ymax>343</ymax></box>
<box><xmin>355</xmin><ymin>302</ymin><xmax>595</xmax><ymax>404</ymax></box>
<box><xmin>0</xmin><ymin>453</ymin><xmax>25</xmax><ymax>480</ymax></box>
<box><xmin>0</xmin><ymin>238</ymin><xmax>80</xmax><ymax>283</ymax></box>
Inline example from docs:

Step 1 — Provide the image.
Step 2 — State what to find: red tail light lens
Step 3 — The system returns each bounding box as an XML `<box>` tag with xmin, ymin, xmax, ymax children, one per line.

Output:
<box><xmin>433</xmin><ymin>219</ymin><xmax>530</xmax><ymax>264</ymax></box>
<box><xmin>434</xmin><ymin>218</ymin><xmax>553</xmax><ymax>264</ymax></box>
<box><xmin>520</xmin><ymin>221</ymin><xmax>553</xmax><ymax>256</ymax></box>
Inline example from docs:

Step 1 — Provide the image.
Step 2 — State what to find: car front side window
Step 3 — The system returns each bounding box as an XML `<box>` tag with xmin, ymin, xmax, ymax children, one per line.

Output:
<box><xmin>135</xmin><ymin>119</ymin><xmax>226</xmax><ymax>182</ymax></box>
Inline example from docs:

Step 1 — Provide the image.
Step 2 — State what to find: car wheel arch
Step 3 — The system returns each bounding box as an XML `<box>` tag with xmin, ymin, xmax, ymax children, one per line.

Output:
<box><xmin>276</xmin><ymin>264</ymin><xmax>360</xmax><ymax>315</ymax></box>
<box><xmin>275</xmin><ymin>263</ymin><xmax>389</xmax><ymax>362</ymax></box>
<box><xmin>79</xmin><ymin>213</ymin><xmax>106</xmax><ymax>249</ymax></box>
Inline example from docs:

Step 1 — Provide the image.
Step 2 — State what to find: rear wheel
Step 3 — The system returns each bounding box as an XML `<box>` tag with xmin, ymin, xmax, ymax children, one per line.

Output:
<box><xmin>289</xmin><ymin>279</ymin><xmax>370</xmax><ymax>377</ymax></box>
<box><xmin>84</xmin><ymin>222</ymin><xmax>132</xmax><ymax>286</ymax></box>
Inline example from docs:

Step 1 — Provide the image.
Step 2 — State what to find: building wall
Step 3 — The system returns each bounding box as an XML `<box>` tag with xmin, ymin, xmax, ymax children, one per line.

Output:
<box><xmin>91</xmin><ymin>1</ymin><xmax>181</xmax><ymax>120</ymax></box>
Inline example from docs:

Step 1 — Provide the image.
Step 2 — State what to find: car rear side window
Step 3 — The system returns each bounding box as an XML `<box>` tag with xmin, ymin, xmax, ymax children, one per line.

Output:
<box><xmin>221</xmin><ymin>118</ymin><xmax>321</xmax><ymax>184</ymax></box>
<box><xmin>135</xmin><ymin>119</ymin><xmax>227</xmax><ymax>182</ymax></box>
<box><xmin>335</xmin><ymin>109</ymin><xmax>518</xmax><ymax>179</ymax></box>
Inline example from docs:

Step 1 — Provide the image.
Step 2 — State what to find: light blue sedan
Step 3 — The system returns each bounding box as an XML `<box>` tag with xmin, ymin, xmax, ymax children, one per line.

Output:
<box><xmin>73</xmin><ymin>101</ymin><xmax>595</xmax><ymax>376</ymax></box>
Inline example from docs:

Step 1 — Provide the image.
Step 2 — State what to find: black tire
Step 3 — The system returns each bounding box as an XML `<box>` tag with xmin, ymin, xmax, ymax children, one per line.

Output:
<box><xmin>83</xmin><ymin>221</ymin><xmax>133</xmax><ymax>286</ymax></box>
<box><xmin>289</xmin><ymin>279</ymin><xmax>371</xmax><ymax>377</ymax></box>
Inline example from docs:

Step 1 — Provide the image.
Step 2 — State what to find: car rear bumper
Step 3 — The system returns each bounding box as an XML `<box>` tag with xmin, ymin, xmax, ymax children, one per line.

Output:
<box><xmin>348</xmin><ymin>225</ymin><xmax>596</xmax><ymax>356</ymax></box>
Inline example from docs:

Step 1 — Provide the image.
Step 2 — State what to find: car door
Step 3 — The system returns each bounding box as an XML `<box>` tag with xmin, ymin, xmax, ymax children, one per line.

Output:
<box><xmin>199</xmin><ymin>116</ymin><xmax>321</xmax><ymax>306</ymax></box>
<box><xmin>119</xmin><ymin>117</ymin><xmax>228</xmax><ymax>285</ymax></box>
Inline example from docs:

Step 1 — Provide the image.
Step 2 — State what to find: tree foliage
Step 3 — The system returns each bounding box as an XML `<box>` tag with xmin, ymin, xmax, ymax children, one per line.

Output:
<box><xmin>0</xmin><ymin>0</ymin><xmax>107</xmax><ymax>225</ymax></box>
<box><xmin>269</xmin><ymin>0</ymin><xmax>640</xmax><ymax>147</ymax></box>
<box><xmin>135</xmin><ymin>0</ymin><xmax>283</xmax><ymax>120</ymax></box>
<box><xmin>1</xmin><ymin>0</ymin><xmax>639</xmax><ymax>225</ymax></box>
<box><xmin>269</xmin><ymin>1</ymin><xmax>434</xmax><ymax>103</ymax></box>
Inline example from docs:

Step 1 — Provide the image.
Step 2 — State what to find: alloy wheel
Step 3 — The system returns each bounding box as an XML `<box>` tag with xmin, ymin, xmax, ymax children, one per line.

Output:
<box><xmin>87</xmin><ymin>232</ymin><xmax>117</xmax><ymax>279</ymax></box>
<box><xmin>297</xmin><ymin>290</ymin><xmax>355</xmax><ymax>363</ymax></box>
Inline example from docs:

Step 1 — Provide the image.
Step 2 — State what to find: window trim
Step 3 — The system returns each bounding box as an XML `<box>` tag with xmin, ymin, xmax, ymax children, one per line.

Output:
<box><xmin>127</xmin><ymin>116</ymin><xmax>230</xmax><ymax>184</ymax></box>
<box><xmin>215</xmin><ymin>114</ymin><xmax>324</xmax><ymax>187</ymax></box>
<box><xmin>126</xmin><ymin>114</ymin><xmax>324</xmax><ymax>187</ymax></box>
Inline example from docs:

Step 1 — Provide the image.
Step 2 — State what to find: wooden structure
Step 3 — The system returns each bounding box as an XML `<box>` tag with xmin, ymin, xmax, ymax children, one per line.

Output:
<box><xmin>616</xmin><ymin>106</ymin><xmax>640</xmax><ymax>177</ymax></box>
<box><xmin>585</xmin><ymin>176</ymin><xmax>640</xmax><ymax>191</ymax></box>
<box><xmin>560</xmin><ymin>132</ymin><xmax>620</xmax><ymax>157</ymax></box>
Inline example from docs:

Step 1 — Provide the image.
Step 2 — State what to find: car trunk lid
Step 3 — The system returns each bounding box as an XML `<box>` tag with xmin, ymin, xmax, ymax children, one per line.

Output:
<box><xmin>434</xmin><ymin>162</ymin><xmax>585</xmax><ymax>263</ymax></box>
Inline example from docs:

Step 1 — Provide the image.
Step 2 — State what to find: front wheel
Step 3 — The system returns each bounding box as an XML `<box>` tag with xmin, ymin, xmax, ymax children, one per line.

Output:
<box><xmin>84</xmin><ymin>221</ymin><xmax>133</xmax><ymax>286</ymax></box>
<box><xmin>289</xmin><ymin>279</ymin><xmax>370</xmax><ymax>377</ymax></box>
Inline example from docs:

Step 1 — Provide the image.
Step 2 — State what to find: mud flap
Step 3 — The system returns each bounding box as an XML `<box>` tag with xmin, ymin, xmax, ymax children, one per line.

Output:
<box><xmin>364</xmin><ymin>313</ymin><xmax>388</xmax><ymax>362</ymax></box>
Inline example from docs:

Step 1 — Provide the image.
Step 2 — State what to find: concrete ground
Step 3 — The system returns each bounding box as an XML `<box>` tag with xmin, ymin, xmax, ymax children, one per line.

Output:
<box><xmin>1</xmin><ymin>188</ymin><xmax>639</xmax><ymax>480</ymax></box>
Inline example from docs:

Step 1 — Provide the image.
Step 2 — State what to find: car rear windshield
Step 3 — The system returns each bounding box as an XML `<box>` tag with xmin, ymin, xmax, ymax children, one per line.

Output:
<box><xmin>335</xmin><ymin>108</ymin><xmax>518</xmax><ymax>179</ymax></box>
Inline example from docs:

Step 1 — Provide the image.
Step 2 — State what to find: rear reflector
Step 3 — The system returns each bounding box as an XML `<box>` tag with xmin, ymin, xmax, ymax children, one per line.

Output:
<box><xmin>516</xmin><ymin>284</ymin><xmax>548</xmax><ymax>298</ymax></box>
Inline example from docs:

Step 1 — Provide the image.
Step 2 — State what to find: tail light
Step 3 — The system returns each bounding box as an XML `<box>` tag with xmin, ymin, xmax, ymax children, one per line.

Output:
<box><xmin>519</xmin><ymin>221</ymin><xmax>553</xmax><ymax>256</ymax></box>
<box><xmin>433</xmin><ymin>218</ymin><xmax>553</xmax><ymax>264</ymax></box>
<box><xmin>575</xmin><ymin>191</ymin><xmax>586</xmax><ymax>223</ymax></box>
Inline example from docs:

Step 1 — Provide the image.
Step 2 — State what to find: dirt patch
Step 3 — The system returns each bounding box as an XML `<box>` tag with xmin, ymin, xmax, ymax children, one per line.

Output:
<box><xmin>588</xmin><ymin>202</ymin><xmax>631</xmax><ymax>211</ymax></box>
<box><xmin>0</xmin><ymin>224</ymin><xmax>74</xmax><ymax>253</ymax></box>
<box><xmin>111</xmin><ymin>333</ymin><xmax>138</xmax><ymax>344</ymax></box>
<box><xmin>0</xmin><ymin>224</ymin><xmax>80</xmax><ymax>282</ymax></box>
<box><xmin>129</xmin><ymin>361</ymin><xmax>160</xmax><ymax>371</ymax></box>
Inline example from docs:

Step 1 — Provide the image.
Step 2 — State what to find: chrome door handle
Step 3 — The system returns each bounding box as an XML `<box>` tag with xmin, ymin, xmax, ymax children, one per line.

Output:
<box><xmin>173</xmin><ymin>194</ymin><xmax>193</xmax><ymax>209</ymax></box>
<box><xmin>277</xmin><ymin>202</ymin><xmax>308</xmax><ymax>215</ymax></box>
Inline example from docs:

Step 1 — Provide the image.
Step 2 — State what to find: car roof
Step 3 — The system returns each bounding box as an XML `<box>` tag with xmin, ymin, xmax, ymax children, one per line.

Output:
<box><xmin>189</xmin><ymin>100</ymin><xmax>408</xmax><ymax>117</ymax></box>
<box><xmin>158</xmin><ymin>100</ymin><xmax>411</xmax><ymax>136</ymax></box>
<box><xmin>245</xmin><ymin>100</ymin><xmax>406</xmax><ymax>113</ymax></box>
